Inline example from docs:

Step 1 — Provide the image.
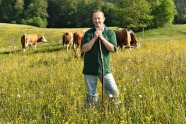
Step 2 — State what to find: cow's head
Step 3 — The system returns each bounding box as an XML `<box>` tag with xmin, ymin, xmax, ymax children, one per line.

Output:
<box><xmin>41</xmin><ymin>36</ymin><xmax>47</xmax><ymax>42</ymax></box>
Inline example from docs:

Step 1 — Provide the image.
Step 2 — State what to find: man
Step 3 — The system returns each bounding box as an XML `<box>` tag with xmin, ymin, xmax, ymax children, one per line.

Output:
<box><xmin>81</xmin><ymin>10</ymin><xmax>120</xmax><ymax>107</ymax></box>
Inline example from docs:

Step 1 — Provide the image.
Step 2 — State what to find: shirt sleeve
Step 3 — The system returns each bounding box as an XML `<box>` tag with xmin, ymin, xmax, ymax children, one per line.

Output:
<box><xmin>110</xmin><ymin>30</ymin><xmax>117</xmax><ymax>52</ymax></box>
<box><xmin>81</xmin><ymin>30</ymin><xmax>92</xmax><ymax>49</ymax></box>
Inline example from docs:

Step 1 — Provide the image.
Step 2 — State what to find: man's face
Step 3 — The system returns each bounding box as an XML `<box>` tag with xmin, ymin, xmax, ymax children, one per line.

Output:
<box><xmin>92</xmin><ymin>12</ymin><xmax>105</xmax><ymax>28</ymax></box>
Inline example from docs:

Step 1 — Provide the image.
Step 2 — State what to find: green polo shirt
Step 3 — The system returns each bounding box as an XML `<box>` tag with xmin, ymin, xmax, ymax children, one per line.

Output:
<box><xmin>81</xmin><ymin>26</ymin><xmax>117</xmax><ymax>75</ymax></box>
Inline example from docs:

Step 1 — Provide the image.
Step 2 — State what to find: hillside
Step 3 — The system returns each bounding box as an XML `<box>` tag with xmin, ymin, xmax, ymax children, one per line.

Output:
<box><xmin>140</xmin><ymin>24</ymin><xmax>186</xmax><ymax>41</ymax></box>
<box><xmin>0</xmin><ymin>23</ymin><xmax>185</xmax><ymax>124</ymax></box>
<box><xmin>1</xmin><ymin>23</ymin><xmax>186</xmax><ymax>54</ymax></box>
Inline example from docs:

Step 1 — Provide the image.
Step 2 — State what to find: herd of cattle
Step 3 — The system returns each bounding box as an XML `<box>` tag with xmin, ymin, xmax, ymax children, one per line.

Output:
<box><xmin>21</xmin><ymin>28</ymin><xmax>140</xmax><ymax>56</ymax></box>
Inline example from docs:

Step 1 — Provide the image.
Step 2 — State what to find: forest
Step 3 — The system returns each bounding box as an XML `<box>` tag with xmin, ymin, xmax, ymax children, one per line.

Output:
<box><xmin>0</xmin><ymin>0</ymin><xmax>186</xmax><ymax>30</ymax></box>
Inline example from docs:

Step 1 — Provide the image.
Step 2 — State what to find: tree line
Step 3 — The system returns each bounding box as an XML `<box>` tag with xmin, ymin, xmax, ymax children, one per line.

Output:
<box><xmin>0</xmin><ymin>0</ymin><xmax>185</xmax><ymax>30</ymax></box>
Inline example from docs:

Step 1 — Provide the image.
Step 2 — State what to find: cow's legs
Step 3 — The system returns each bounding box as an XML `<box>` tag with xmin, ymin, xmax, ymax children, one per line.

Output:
<box><xmin>62</xmin><ymin>44</ymin><xmax>65</xmax><ymax>50</ymax></box>
<box><xmin>67</xmin><ymin>44</ymin><xmax>69</xmax><ymax>51</ymax></box>
<box><xmin>34</xmin><ymin>44</ymin><xmax>36</xmax><ymax>50</ymax></box>
<box><xmin>73</xmin><ymin>43</ymin><xmax>76</xmax><ymax>49</ymax></box>
<box><xmin>69</xmin><ymin>43</ymin><xmax>73</xmax><ymax>50</ymax></box>
<box><xmin>74</xmin><ymin>47</ymin><xmax>79</xmax><ymax>58</ymax></box>
<box><xmin>22</xmin><ymin>45</ymin><xmax>26</xmax><ymax>52</ymax></box>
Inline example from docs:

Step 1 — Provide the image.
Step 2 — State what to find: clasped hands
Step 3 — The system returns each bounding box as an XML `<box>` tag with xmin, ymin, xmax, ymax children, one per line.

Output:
<box><xmin>94</xmin><ymin>29</ymin><xmax>104</xmax><ymax>40</ymax></box>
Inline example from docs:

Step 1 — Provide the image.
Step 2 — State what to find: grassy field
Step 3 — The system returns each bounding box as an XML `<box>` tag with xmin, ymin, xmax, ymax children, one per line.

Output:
<box><xmin>0</xmin><ymin>23</ymin><xmax>185</xmax><ymax>123</ymax></box>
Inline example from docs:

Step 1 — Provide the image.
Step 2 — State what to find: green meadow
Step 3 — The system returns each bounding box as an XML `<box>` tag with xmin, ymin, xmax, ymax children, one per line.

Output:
<box><xmin>0</xmin><ymin>23</ymin><xmax>185</xmax><ymax>123</ymax></box>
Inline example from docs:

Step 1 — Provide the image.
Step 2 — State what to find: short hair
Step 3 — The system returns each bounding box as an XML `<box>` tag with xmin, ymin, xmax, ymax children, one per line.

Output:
<box><xmin>92</xmin><ymin>10</ymin><xmax>105</xmax><ymax>17</ymax></box>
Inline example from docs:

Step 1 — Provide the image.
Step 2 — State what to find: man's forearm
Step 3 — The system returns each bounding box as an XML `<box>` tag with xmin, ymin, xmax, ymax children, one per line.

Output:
<box><xmin>100</xmin><ymin>37</ymin><xmax>115</xmax><ymax>53</ymax></box>
<box><xmin>81</xmin><ymin>37</ymin><xmax>97</xmax><ymax>53</ymax></box>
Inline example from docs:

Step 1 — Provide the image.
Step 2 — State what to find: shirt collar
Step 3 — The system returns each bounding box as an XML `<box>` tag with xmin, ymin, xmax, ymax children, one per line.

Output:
<box><xmin>95</xmin><ymin>25</ymin><xmax>105</xmax><ymax>32</ymax></box>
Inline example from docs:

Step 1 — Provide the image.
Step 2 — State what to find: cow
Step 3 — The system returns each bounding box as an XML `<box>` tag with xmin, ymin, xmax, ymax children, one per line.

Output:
<box><xmin>62</xmin><ymin>32</ymin><xmax>73</xmax><ymax>51</ymax></box>
<box><xmin>115</xmin><ymin>29</ymin><xmax>131</xmax><ymax>50</ymax></box>
<box><xmin>21</xmin><ymin>34</ymin><xmax>47</xmax><ymax>52</ymax></box>
<box><xmin>115</xmin><ymin>29</ymin><xmax>140</xmax><ymax>50</ymax></box>
<box><xmin>73</xmin><ymin>30</ymin><xmax>85</xmax><ymax>57</ymax></box>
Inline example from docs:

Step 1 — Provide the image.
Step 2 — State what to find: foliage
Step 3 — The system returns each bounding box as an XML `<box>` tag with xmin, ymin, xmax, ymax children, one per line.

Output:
<box><xmin>174</xmin><ymin>0</ymin><xmax>186</xmax><ymax>24</ymax></box>
<box><xmin>0</xmin><ymin>0</ymin><xmax>19</xmax><ymax>22</ymax></box>
<box><xmin>101</xmin><ymin>2</ymin><xmax>116</xmax><ymax>27</ymax></box>
<box><xmin>23</xmin><ymin>0</ymin><xmax>48</xmax><ymax>19</ymax></box>
<box><xmin>21</xmin><ymin>17</ymin><xmax>48</xmax><ymax>28</ymax></box>
<box><xmin>0</xmin><ymin>0</ymin><xmax>183</xmax><ymax>28</ymax></box>
<box><xmin>150</xmin><ymin>0</ymin><xmax>176</xmax><ymax>28</ymax></box>
<box><xmin>113</xmin><ymin>0</ymin><xmax>152</xmax><ymax>29</ymax></box>
<box><xmin>0</xmin><ymin>0</ymin><xmax>48</xmax><ymax>27</ymax></box>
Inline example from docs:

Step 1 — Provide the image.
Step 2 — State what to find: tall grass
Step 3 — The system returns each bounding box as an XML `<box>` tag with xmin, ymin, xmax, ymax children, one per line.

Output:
<box><xmin>0</xmin><ymin>23</ymin><xmax>185</xmax><ymax>123</ymax></box>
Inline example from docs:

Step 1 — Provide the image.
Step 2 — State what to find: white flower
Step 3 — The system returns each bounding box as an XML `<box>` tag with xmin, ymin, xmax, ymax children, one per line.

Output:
<box><xmin>109</xmin><ymin>94</ymin><xmax>113</xmax><ymax>98</ymax></box>
<box><xmin>123</xmin><ymin>87</ymin><xmax>127</xmax><ymax>91</ymax></box>
<box><xmin>136</xmin><ymin>79</ymin><xmax>140</xmax><ymax>82</ymax></box>
<box><xmin>139</xmin><ymin>95</ymin><xmax>142</xmax><ymax>98</ymax></box>
<box><xmin>17</xmin><ymin>94</ymin><xmax>20</xmax><ymax>98</ymax></box>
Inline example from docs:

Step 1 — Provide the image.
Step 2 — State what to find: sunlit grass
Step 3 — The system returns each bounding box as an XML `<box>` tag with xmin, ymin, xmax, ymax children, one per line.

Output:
<box><xmin>0</xmin><ymin>24</ymin><xmax>185</xmax><ymax>123</ymax></box>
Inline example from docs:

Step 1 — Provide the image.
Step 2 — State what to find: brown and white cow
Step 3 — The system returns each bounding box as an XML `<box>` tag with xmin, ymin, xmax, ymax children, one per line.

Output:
<box><xmin>115</xmin><ymin>29</ymin><xmax>140</xmax><ymax>50</ymax></box>
<box><xmin>115</xmin><ymin>29</ymin><xmax>131</xmax><ymax>50</ymax></box>
<box><xmin>21</xmin><ymin>34</ymin><xmax>47</xmax><ymax>52</ymax></box>
<box><xmin>62</xmin><ymin>32</ymin><xmax>73</xmax><ymax>51</ymax></box>
<box><xmin>73</xmin><ymin>30</ymin><xmax>85</xmax><ymax>57</ymax></box>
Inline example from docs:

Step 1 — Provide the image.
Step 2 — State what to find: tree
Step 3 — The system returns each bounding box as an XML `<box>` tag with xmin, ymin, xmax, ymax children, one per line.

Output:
<box><xmin>47</xmin><ymin>0</ymin><xmax>113</xmax><ymax>28</ymax></box>
<box><xmin>77</xmin><ymin>0</ymin><xmax>105</xmax><ymax>27</ymax></box>
<box><xmin>150</xmin><ymin>0</ymin><xmax>176</xmax><ymax>28</ymax></box>
<box><xmin>0</xmin><ymin>0</ymin><xmax>24</xmax><ymax>23</ymax></box>
<box><xmin>47</xmin><ymin>0</ymin><xmax>62</xmax><ymax>28</ymax></box>
<box><xmin>0</xmin><ymin>0</ymin><xmax>179</xmax><ymax>28</ymax></box>
<box><xmin>14</xmin><ymin>0</ymin><xmax>24</xmax><ymax>23</ymax></box>
<box><xmin>173</xmin><ymin>0</ymin><xmax>186</xmax><ymax>24</ymax></box>
<box><xmin>23</xmin><ymin>0</ymin><xmax>48</xmax><ymax>19</ymax></box>
<box><xmin>47</xmin><ymin>0</ymin><xmax>77</xmax><ymax>28</ymax></box>
<box><xmin>74</xmin><ymin>0</ymin><xmax>115</xmax><ymax>27</ymax></box>
<box><xmin>0</xmin><ymin>0</ymin><xmax>2</xmax><ymax>22</ymax></box>
<box><xmin>22</xmin><ymin>0</ymin><xmax>48</xmax><ymax>27</ymax></box>
<box><xmin>75</xmin><ymin>0</ymin><xmax>94</xmax><ymax>28</ymax></box>
<box><xmin>113</xmin><ymin>0</ymin><xmax>152</xmax><ymax>30</ymax></box>
<box><xmin>101</xmin><ymin>1</ymin><xmax>115</xmax><ymax>26</ymax></box>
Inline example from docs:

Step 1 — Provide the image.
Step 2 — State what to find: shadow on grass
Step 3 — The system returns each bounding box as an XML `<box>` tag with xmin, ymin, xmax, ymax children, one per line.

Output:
<box><xmin>0</xmin><ymin>50</ymin><xmax>22</xmax><ymax>55</ymax></box>
<box><xmin>0</xmin><ymin>46</ymin><xmax>63</xmax><ymax>55</ymax></box>
<box><xmin>178</xmin><ymin>30</ymin><xmax>186</xmax><ymax>35</ymax></box>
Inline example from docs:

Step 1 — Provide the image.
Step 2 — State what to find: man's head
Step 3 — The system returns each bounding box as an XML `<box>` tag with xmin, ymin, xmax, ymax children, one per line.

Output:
<box><xmin>92</xmin><ymin>10</ymin><xmax>105</xmax><ymax>29</ymax></box>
